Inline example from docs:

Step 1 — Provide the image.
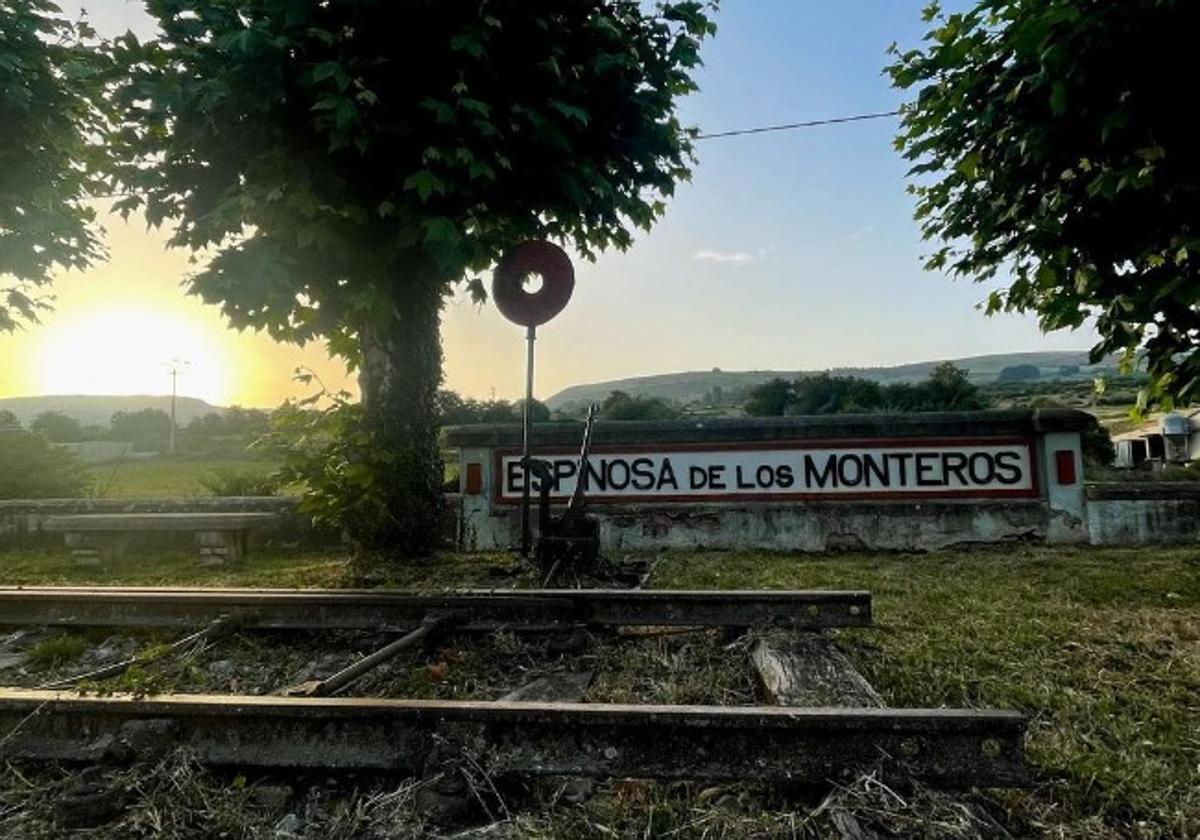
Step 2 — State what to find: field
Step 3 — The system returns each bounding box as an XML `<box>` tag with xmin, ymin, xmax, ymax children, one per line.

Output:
<box><xmin>0</xmin><ymin>544</ymin><xmax>1196</xmax><ymax>837</ymax></box>
<box><xmin>85</xmin><ymin>456</ymin><xmax>283</xmax><ymax>498</ymax></box>
<box><xmin>81</xmin><ymin>454</ymin><xmax>459</xmax><ymax>498</ymax></box>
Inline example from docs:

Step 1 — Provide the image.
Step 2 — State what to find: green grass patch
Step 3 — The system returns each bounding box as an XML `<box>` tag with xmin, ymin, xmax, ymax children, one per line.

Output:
<box><xmin>0</xmin><ymin>545</ymin><xmax>524</xmax><ymax>589</ymax></box>
<box><xmin>650</xmin><ymin>545</ymin><xmax>1200</xmax><ymax>836</ymax></box>
<box><xmin>86</xmin><ymin>456</ymin><xmax>285</xmax><ymax>499</ymax></box>
<box><xmin>23</xmin><ymin>634</ymin><xmax>89</xmax><ymax>668</ymax></box>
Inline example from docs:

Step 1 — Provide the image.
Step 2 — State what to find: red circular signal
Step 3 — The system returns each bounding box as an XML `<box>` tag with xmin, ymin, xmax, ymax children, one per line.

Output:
<box><xmin>492</xmin><ymin>241</ymin><xmax>574</xmax><ymax>327</ymax></box>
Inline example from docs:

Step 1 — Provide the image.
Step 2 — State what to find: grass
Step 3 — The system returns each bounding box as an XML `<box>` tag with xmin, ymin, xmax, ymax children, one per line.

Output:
<box><xmin>0</xmin><ymin>545</ymin><xmax>524</xmax><ymax>589</ymax></box>
<box><xmin>22</xmin><ymin>634</ymin><xmax>90</xmax><ymax>668</ymax></box>
<box><xmin>85</xmin><ymin>455</ymin><xmax>285</xmax><ymax>499</ymax></box>
<box><xmin>652</xmin><ymin>546</ymin><xmax>1200</xmax><ymax>838</ymax></box>
<box><xmin>82</xmin><ymin>453</ymin><xmax>460</xmax><ymax>498</ymax></box>
<box><xmin>0</xmin><ymin>544</ymin><xmax>1196</xmax><ymax>837</ymax></box>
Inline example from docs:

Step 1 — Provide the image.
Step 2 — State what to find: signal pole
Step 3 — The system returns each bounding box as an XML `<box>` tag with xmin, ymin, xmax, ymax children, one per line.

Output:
<box><xmin>166</xmin><ymin>359</ymin><xmax>189</xmax><ymax>453</ymax></box>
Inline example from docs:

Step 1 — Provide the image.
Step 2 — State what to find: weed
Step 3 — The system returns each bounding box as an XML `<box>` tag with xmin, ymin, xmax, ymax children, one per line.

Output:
<box><xmin>23</xmin><ymin>635</ymin><xmax>88</xmax><ymax>669</ymax></box>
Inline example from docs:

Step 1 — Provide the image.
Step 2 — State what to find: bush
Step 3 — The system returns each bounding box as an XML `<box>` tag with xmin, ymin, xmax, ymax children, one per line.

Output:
<box><xmin>199</xmin><ymin>467</ymin><xmax>280</xmax><ymax>497</ymax></box>
<box><xmin>0</xmin><ymin>430</ymin><xmax>89</xmax><ymax>498</ymax></box>
<box><xmin>997</xmin><ymin>364</ymin><xmax>1041</xmax><ymax>382</ymax></box>
<box><xmin>599</xmin><ymin>390</ymin><xmax>679</xmax><ymax>421</ymax></box>
<box><xmin>1081</xmin><ymin>416</ymin><xmax>1116</xmax><ymax>468</ymax></box>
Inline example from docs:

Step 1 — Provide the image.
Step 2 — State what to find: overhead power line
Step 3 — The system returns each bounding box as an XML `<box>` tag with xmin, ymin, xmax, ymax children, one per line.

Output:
<box><xmin>695</xmin><ymin>109</ymin><xmax>901</xmax><ymax>140</ymax></box>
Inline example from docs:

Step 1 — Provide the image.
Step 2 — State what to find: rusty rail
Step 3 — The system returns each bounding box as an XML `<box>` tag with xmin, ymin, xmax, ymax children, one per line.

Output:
<box><xmin>0</xmin><ymin>689</ymin><xmax>1028</xmax><ymax>788</ymax></box>
<box><xmin>0</xmin><ymin>587</ymin><xmax>871</xmax><ymax>631</ymax></box>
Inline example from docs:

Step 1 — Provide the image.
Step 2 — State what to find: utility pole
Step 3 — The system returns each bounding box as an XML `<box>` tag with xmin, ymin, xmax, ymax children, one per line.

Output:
<box><xmin>166</xmin><ymin>359</ymin><xmax>189</xmax><ymax>453</ymax></box>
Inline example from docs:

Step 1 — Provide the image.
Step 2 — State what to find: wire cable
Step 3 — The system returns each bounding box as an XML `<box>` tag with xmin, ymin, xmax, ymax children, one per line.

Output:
<box><xmin>695</xmin><ymin>109</ymin><xmax>901</xmax><ymax>140</ymax></box>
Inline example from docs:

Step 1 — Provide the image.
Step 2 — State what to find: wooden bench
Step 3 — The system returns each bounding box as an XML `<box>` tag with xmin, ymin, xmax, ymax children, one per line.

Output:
<box><xmin>42</xmin><ymin>513</ymin><xmax>279</xmax><ymax>565</ymax></box>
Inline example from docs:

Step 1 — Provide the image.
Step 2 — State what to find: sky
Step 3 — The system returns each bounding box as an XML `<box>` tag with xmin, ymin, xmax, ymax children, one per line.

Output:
<box><xmin>0</xmin><ymin>0</ymin><xmax>1098</xmax><ymax>408</ymax></box>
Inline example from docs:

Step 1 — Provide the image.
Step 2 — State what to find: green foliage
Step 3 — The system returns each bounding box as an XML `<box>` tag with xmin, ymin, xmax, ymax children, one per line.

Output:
<box><xmin>887</xmin><ymin>361</ymin><xmax>989</xmax><ymax>411</ymax></box>
<box><xmin>23</xmin><ymin>633</ymin><xmax>88</xmax><ymax>668</ymax></box>
<box><xmin>260</xmin><ymin>389</ymin><xmax>411</xmax><ymax>543</ymax></box>
<box><xmin>29</xmin><ymin>410</ymin><xmax>83</xmax><ymax>442</ymax></box>
<box><xmin>997</xmin><ymin>364</ymin><xmax>1041</xmax><ymax>383</ymax></box>
<box><xmin>198</xmin><ymin>466</ymin><xmax>279</xmax><ymax>497</ymax></box>
<box><xmin>743</xmin><ymin>363</ymin><xmax>987</xmax><ymax>416</ymax></box>
<box><xmin>110</xmin><ymin>0</ymin><xmax>716</xmax><ymax>357</ymax></box>
<box><xmin>110</xmin><ymin>407</ymin><xmax>172</xmax><ymax>452</ymax></box>
<box><xmin>182</xmin><ymin>407</ymin><xmax>270</xmax><ymax>454</ymax></box>
<box><xmin>435</xmin><ymin>390</ymin><xmax>550</xmax><ymax>425</ymax></box>
<box><xmin>889</xmin><ymin>0</ymin><xmax>1200</xmax><ymax>409</ymax></box>
<box><xmin>1080</xmin><ymin>416</ymin><xmax>1115</xmax><ymax>467</ymax></box>
<box><xmin>742</xmin><ymin>377</ymin><xmax>793</xmax><ymax>417</ymax></box>
<box><xmin>0</xmin><ymin>0</ymin><xmax>111</xmax><ymax>331</ymax></box>
<box><xmin>599</xmin><ymin>390</ymin><xmax>680</xmax><ymax>421</ymax></box>
<box><xmin>0</xmin><ymin>410</ymin><xmax>20</xmax><ymax>429</ymax></box>
<box><xmin>0</xmin><ymin>429</ymin><xmax>88</xmax><ymax>498</ymax></box>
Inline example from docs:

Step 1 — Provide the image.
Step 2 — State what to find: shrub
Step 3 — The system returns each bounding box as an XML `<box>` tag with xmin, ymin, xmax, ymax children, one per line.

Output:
<box><xmin>199</xmin><ymin>467</ymin><xmax>280</xmax><ymax>497</ymax></box>
<box><xmin>0</xmin><ymin>430</ymin><xmax>89</xmax><ymax>498</ymax></box>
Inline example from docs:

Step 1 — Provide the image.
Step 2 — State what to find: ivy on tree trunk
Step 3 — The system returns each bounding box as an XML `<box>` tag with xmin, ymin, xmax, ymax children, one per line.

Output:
<box><xmin>355</xmin><ymin>276</ymin><xmax>445</xmax><ymax>556</ymax></box>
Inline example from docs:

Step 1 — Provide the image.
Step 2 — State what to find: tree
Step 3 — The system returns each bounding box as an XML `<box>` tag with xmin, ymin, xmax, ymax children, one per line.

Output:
<box><xmin>741</xmin><ymin>364</ymin><xmax>986</xmax><ymax>416</ymax></box>
<box><xmin>112</xmin><ymin>1</ymin><xmax>715</xmax><ymax>555</ymax></box>
<box><xmin>1081</xmin><ymin>415</ymin><xmax>1116</xmax><ymax>468</ymax></box>
<box><xmin>599</xmin><ymin>390</ymin><xmax>679</xmax><ymax>421</ymax></box>
<box><xmin>0</xmin><ymin>429</ymin><xmax>88</xmax><ymax>498</ymax></box>
<box><xmin>110</xmin><ymin>408</ymin><xmax>172</xmax><ymax>452</ymax></box>
<box><xmin>889</xmin><ymin>0</ymin><xmax>1200</xmax><ymax>409</ymax></box>
<box><xmin>30</xmin><ymin>410</ymin><xmax>84</xmax><ymax>442</ymax></box>
<box><xmin>788</xmin><ymin>374</ymin><xmax>884</xmax><ymax>415</ymax></box>
<box><xmin>513</xmin><ymin>398</ymin><xmax>552</xmax><ymax>424</ymax></box>
<box><xmin>998</xmin><ymin>364</ymin><xmax>1041</xmax><ymax>383</ymax></box>
<box><xmin>888</xmin><ymin>362</ymin><xmax>987</xmax><ymax>411</ymax></box>
<box><xmin>744</xmin><ymin>378</ymin><xmax>793</xmax><ymax>417</ymax></box>
<box><xmin>922</xmin><ymin>362</ymin><xmax>987</xmax><ymax>410</ymax></box>
<box><xmin>0</xmin><ymin>1</ymin><xmax>109</xmax><ymax>331</ymax></box>
<box><xmin>434</xmin><ymin>389</ymin><xmax>549</xmax><ymax>425</ymax></box>
<box><xmin>0</xmin><ymin>410</ymin><xmax>20</xmax><ymax>430</ymax></box>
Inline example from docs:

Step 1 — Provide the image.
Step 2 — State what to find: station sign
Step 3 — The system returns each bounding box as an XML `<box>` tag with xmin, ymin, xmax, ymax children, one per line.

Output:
<box><xmin>496</xmin><ymin>438</ymin><xmax>1037</xmax><ymax>503</ymax></box>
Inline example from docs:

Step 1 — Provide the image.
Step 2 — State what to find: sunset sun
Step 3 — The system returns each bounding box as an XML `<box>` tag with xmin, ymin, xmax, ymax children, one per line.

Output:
<box><xmin>33</xmin><ymin>307</ymin><xmax>235</xmax><ymax>404</ymax></box>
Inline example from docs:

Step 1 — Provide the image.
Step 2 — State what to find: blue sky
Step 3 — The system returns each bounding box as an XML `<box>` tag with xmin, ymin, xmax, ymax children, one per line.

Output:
<box><xmin>15</xmin><ymin>1</ymin><xmax>1095</xmax><ymax>404</ymax></box>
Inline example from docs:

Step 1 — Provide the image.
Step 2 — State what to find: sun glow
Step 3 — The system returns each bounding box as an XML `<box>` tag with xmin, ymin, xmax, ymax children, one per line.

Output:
<box><xmin>32</xmin><ymin>307</ymin><xmax>235</xmax><ymax>404</ymax></box>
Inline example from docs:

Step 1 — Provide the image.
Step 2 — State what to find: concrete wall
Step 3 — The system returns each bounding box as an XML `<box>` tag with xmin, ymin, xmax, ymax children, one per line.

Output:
<box><xmin>0</xmin><ymin>496</ymin><xmax>315</xmax><ymax>547</ymax></box>
<box><xmin>460</xmin><ymin>498</ymin><xmax>1057</xmax><ymax>553</ymax></box>
<box><xmin>447</xmin><ymin>410</ymin><xmax>1092</xmax><ymax>553</ymax></box>
<box><xmin>1086</xmin><ymin>483</ymin><xmax>1200</xmax><ymax>545</ymax></box>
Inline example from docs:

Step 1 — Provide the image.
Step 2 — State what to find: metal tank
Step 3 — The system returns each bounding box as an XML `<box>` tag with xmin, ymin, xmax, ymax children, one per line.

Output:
<box><xmin>1160</xmin><ymin>412</ymin><xmax>1192</xmax><ymax>463</ymax></box>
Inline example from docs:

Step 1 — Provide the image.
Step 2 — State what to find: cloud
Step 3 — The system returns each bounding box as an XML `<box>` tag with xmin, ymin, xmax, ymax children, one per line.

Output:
<box><xmin>693</xmin><ymin>249</ymin><xmax>756</xmax><ymax>264</ymax></box>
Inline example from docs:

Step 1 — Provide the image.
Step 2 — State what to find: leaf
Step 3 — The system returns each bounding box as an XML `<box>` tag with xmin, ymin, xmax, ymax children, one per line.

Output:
<box><xmin>549</xmin><ymin>100</ymin><xmax>589</xmax><ymax>125</ymax></box>
<box><xmin>402</xmin><ymin>170</ymin><xmax>446</xmax><ymax>202</ymax></box>
<box><xmin>1049</xmin><ymin>80</ymin><xmax>1068</xmax><ymax>115</ymax></box>
<box><xmin>449</xmin><ymin>33</ymin><xmax>485</xmax><ymax>58</ymax></box>
<box><xmin>420</xmin><ymin>216</ymin><xmax>461</xmax><ymax>245</ymax></box>
<box><xmin>420</xmin><ymin>97</ymin><xmax>454</xmax><ymax>123</ymax></box>
<box><xmin>312</xmin><ymin>61</ymin><xmax>341</xmax><ymax>83</ymax></box>
<box><xmin>334</xmin><ymin>98</ymin><xmax>357</xmax><ymax>128</ymax></box>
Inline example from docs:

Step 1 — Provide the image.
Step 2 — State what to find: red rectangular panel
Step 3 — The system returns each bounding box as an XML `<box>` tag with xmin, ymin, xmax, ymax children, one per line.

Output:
<box><xmin>1054</xmin><ymin>450</ymin><xmax>1077</xmax><ymax>485</ymax></box>
<box><xmin>464</xmin><ymin>462</ymin><xmax>483</xmax><ymax>495</ymax></box>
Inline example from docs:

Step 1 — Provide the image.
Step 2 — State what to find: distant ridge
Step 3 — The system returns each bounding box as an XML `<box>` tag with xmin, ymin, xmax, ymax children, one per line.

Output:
<box><xmin>546</xmin><ymin>350</ymin><xmax>1108</xmax><ymax>409</ymax></box>
<box><xmin>0</xmin><ymin>394</ymin><xmax>223</xmax><ymax>427</ymax></box>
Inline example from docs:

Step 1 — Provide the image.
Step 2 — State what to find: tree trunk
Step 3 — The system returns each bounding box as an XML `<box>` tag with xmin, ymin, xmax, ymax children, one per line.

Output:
<box><xmin>355</xmin><ymin>272</ymin><xmax>445</xmax><ymax>557</ymax></box>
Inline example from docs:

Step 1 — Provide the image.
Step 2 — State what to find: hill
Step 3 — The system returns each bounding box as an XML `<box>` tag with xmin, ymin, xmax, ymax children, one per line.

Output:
<box><xmin>0</xmin><ymin>395</ymin><xmax>223</xmax><ymax>428</ymax></box>
<box><xmin>546</xmin><ymin>350</ymin><xmax>1110</xmax><ymax>410</ymax></box>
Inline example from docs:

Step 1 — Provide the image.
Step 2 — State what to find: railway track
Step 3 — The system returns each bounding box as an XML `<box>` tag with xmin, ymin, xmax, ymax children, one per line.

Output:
<box><xmin>0</xmin><ymin>585</ymin><xmax>1029</xmax><ymax>790</ymax></box>
<box><xmin>0</xmin><ymin>586</ymin><xmax>871</xmax><ymax>631</ymax></box>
